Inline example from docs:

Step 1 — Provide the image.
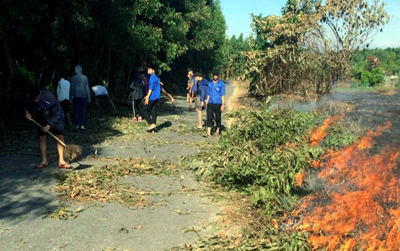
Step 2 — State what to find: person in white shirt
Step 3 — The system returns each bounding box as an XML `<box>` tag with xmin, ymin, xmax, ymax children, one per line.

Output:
<box><xmin>57</xmin><ymin>73</ymin><xmax>72</xmax><ymax>125</ymax></box>
<box><xmin>91</xmin><ymin>85</ymin><xmax>117</xmax><ymax>113</ymax></box>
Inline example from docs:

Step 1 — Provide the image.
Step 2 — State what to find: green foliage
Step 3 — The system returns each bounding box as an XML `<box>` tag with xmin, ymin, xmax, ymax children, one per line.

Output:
<box><xmin>246</xmin><ymin>0</ymin><xmax>389</xmax><ymax>99</ymax></box>
<box><xmin>360</xmin><ymin>71</ymin><xmax>372</xmax><ymax>87</ymax></box>
<box><xmin>358</xmin><ymin>67</ymin><xmax>385</xmax><ymax>87</ymax></box>
<box><xmin>325</xmin><ymin>124</ymin><xmax>358</xmax><ymax>151</ymax></box>
<box><xmin>217</xmin><ymin>34</ymin><xmax>250</xmax><ymax>80</ymax></box>
<box><xmin>186</xmin><ymin>106</ymin><xmax>323</xmax><ymax>215</ymax></box>
<box><xmin>370</xmin><ymin>67</ymin><xmax>385</xmax><ymax>86</ymax></box>
<box><xmin>351</xmin><ymin>47</ymin><xmax>400</xmax><ymax>76</ymax></box>
<box><xmin>173</xmin><ymin>225</ymin><xmax>310</xmax><ymax>250</ymax></box>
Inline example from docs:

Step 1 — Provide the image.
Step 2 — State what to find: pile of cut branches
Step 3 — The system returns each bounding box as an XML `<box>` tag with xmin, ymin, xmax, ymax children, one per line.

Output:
<box><xmin>55</xmin><ymin>158</ymin><xmax>178</xmax><ymax>207</ymax></box>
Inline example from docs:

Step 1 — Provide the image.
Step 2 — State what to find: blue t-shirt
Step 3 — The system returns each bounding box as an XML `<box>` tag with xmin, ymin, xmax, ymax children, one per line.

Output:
<box><xmin>190</xmin><ymin>76</ymin><xmax>197</xmax><ymax>93</ymax></box>
<box><xmin>198</xmin><ymin>79</ymin><xmax>209</xmax><ymax>102</ymax></box>
<box><xmin>148</xmin><ymin>74</ymin><xmax>161</xmax><ymax>101</ymax></box>
<box><xmin>208</xmin><ymin>80</ymin><xmax>225</xmax><ymax>105</ymax></box>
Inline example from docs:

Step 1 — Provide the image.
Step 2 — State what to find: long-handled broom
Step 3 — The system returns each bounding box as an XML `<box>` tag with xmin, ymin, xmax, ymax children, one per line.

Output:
<box><xmin>30</xmin><ymin>118</ymin><xmax>82</xmax><ymax>161</ymax></box>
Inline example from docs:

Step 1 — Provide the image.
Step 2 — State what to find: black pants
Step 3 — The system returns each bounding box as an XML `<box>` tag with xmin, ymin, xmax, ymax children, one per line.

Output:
<box><xmin>207</xmin><ymin>104</ymin><xmax>222</xmax><ymax>128</ymax></box>
<box><xmin>141</xmin><ymin>99</ymin><xmax>159</xmax><ymax>125</ymax></box>
<box><xmin>132</xmin><ymin>99</ymin><xmax>142</xmax><ymax>117</ymax></box>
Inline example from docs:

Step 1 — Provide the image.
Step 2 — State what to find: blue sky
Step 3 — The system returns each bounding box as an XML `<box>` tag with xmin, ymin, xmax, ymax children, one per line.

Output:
<box><xmin>219</xmin><ymin>0</ymin><xmax>400</xmax><ymax>48</ymax></box>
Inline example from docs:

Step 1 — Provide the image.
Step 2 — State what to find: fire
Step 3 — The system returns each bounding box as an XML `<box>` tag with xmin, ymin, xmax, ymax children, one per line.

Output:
<box><xmin>310</xmin><ymin>115</ymin><xmax>344</xmax><ymax>146</ymax></box>
<box><xmin>296</xmin><ymin>121</ymin><xmax>400</xmax><ymax>250</ymax></box>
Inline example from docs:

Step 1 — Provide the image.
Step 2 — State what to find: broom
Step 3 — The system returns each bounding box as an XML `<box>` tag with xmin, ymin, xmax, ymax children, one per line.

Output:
<box><xmin>30</xmin><ymin>118</ymin><xmax>83</xmax><ymax>161</ymax></box>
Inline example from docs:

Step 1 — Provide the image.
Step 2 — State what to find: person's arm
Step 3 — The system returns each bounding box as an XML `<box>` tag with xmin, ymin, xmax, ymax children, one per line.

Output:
<box><xmin>220</xmin><ymin>81</ymin><xmax>226</xmax><ymax>112</ymax></box>
<box><xmin>221</xmin><ymin>96</ymin><xmax>226</xmax><ymax>112</ymax></box>
<box><xmin>206</xmin><ymin>82</ymin><xmax>211</xmax><ymax>105</ymax></box>
<box><xmin>47</xmin><ymin>95</ymin><xmax>64</xmax><ymax>130</ymax></box>
<box><xmin>145</xmin><ymin>76</ymin><xmax>155</xmax><ymax>105</ymax></box>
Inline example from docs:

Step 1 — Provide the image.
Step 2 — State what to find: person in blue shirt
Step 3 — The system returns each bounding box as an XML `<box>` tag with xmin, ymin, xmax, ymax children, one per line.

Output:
<box><xmin>203</xmin><ymin>69</ymin><xmax>225</xmax><ymax>137</ymax></box>
<box><xmin>141</xmin><ymin>65</ymin><xmax>161</xmax><ymax>132</ymax></box>
<box><xmin>194</xmin><ymin>72</ymin><xmax>209</xmax><ymax>129</ymax></box>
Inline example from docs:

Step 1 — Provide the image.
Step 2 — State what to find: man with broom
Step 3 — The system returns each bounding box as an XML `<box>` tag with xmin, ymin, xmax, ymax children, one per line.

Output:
<box><xmin>25</xmin><ymin>85</ymin><xmax>73</xmax><ymax>169</ymax></box>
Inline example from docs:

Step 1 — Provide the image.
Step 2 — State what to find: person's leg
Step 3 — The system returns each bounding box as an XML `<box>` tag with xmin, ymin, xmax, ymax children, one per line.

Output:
<box><xmin>189</xmin><ymin>91</ymin><xmax>193</xmax><ymax>109</ymax></box>
<box><xmin>132</xmin><ymin>100</ymin><xmax>136</xmax><ymax>117</ymax></box>
<box><xmin>39</xmin><ymin>135</ymin><xmax>48</xmax><ymax>164</ymax></box>
<box><xmin>140</xmin><ymin>102</ymin><xmax>152</xmax><ymax>125</ymax></box>
<box><xmin>215</xmin><ymin>104</ymin><xmax>222</xmax><ymax>135</ymax></box>
<box><xmin>61</xmin><ymin>101</ymin><xmax>72</xmax><ymax>125</ymax></box>
<box><xmin>193</xmin><ymin>94</ymin><xmax>198</xmax><ymax>112</ymax></box>
<box><xmin>56</xmin><ymin>133</ymin><xmax>72</xmax><ymax>168</ymax></box>
<box><xmin>56</xmin><ymin>135</ymin><xmax>66</xmax><ymax>164</ymax></box>
<box><xmin>205</xmin><ymin>104</ymin><xmax>214</xmax><ymax>137</ymax></box>
<box><xmin>81</xmin><ymin>98</ymin><xmax>87</xmax><ymax>127</ymax></box>
<box><xmin>73</xmin><ymin>97</ymin><xmax>80</xmax><ymax>126</ymax></box>
<box><xmin>135</xmin><ymin>100</ymin><xmax>142</xmax><ymax>117</ymax></box>
<box><xmin>196</xmin><ymin>109</ymin><xmax>203</xmax><ymax>128</ymax></box>
<box><xmin>66</xmin><ymin>113</ymin><xmax>72</xmax><ymax>125</ymax></box>
<box><xmin>149</xmin><ymin>99</ymin><xmax>159</xmax><ymax>125</ymax></box>
<box><xmin>196</xmin><ymin>98</ymin><xmax>203</xmax><ymax>128</ymax></box>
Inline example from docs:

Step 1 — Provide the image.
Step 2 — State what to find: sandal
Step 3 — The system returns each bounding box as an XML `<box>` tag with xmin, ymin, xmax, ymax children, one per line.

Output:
<box><xmin>202</xmin><ymin>134</ymin><xmax>211</xmax><ymax>138</ymax></box>
<box><xmin>146</xmin><ymin>125</ymin><xmax>156</xmax><ymax>132</ymax></box>
<box><xmin>35</xmin><ymin>162</ymin><xmax>48</xmax><ymax>169</ymax></box>
<box><xmin>59</xmin><ymin>163</ymin><xmax>73</xmax><ymax>169</ymax></box>
<box><xmin>195</xmin><ymin>126</ymin><xmax>203</xmax><ymax>129</ymax></box>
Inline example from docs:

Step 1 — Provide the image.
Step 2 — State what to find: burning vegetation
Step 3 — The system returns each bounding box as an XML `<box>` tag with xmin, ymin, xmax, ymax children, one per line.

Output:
<box><xmin>176</xmin><ymin>89</ymin><xmax>399</xmax><ymax>251</ymax></box>
<box><xmin>294</xmin><ymin>121</ymin><xmax>400</xmax><ymax>250</ymax></box>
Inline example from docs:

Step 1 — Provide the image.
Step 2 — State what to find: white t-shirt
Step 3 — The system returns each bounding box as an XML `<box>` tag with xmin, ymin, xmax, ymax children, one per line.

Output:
<box><xmin>57</xmin><ymin>78</ymin><xmax>70</xmax><ymax>101</ymax></box>
<box><xmin>92</xmin><ymin>85</ymin><xmax>108</xmax><ymax>96</ymax></box>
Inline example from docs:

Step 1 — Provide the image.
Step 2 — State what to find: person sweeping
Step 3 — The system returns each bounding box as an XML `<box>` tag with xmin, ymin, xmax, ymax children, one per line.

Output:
<box><xmin>25</xmin><ymin>85</ymin><xmax>74</xmax><ymax>169</ymax></box>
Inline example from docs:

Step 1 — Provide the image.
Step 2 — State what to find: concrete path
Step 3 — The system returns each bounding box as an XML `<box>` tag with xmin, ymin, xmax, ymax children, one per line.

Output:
<box><xmin>0</xmin><ymin>82</ymin><xmax>235</xmax><ymax>251</ymax></box>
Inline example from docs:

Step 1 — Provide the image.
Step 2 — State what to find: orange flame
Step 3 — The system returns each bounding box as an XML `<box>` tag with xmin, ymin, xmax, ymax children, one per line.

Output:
<box><xmin>296</xmin><ymin>121</ymin><xmax>400</xmax><ymax>250</ymax></box>
<box><xmin>310</xmin><ymin>115</ymin><xmax>344</xmax><ymax>146</ymax></box>
<box><xmin>295</xmin><ymin>172</ymin><xmax>306</xmax><ymax>187</ymax></box>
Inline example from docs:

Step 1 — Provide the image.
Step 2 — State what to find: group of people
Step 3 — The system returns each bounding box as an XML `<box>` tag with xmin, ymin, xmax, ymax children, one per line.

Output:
<box><xmin>25</xmin><ymin>65</ymin><xmax>114</xmax><ymax>169</ymax></box>
<box><xmin>130</xmin><ymin>66</ymin><xmax>226</xmax><ymax>137</ymax></box>
<box><xmin>186</xmin><ymin>68</ymin><xmax>226</xmax><ymax>137</ymax></box>
<box><xmin>24</xmin><ymin>64</ymin><xmax>225</xmax><ymax>169</ymax></box>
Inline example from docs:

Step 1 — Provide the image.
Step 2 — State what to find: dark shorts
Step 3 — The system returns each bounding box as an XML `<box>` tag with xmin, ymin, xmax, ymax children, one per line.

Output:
<box><xmin>36</xmin><ymin>113</ymin><xmax>64</xmax><ymax>136</ymax></box>
<box><xmin>37</xmin><ymin>126</ymin><xmax>64</xmax><ymax>136</ymax></box>
<box><xmin>60</xmin><ymin>100</ymin><xmax>70</xmax><ymax>114</ymax></box>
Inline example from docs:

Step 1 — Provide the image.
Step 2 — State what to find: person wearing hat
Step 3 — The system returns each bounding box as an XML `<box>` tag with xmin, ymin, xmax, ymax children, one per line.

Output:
<box><xmin>141</xmin><ymin>65</ymin><xmax>161</xmax><ymax>132</ymax></box>
<box><xmin>194</xmin><ymin>72</ymin><xmax>209</xmax><ymax>129</ymax></box>
<box><xmin>203</xmin><ymin>69</ymin><xmax>225</xmax><ymax>137</ymax></box>
<box><xmin>25</xmin><ymin>85</ymin><xmax>72</xmax><ymax>169</ymax></box>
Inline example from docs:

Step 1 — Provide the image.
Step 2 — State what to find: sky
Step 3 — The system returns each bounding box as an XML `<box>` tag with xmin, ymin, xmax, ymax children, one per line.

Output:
<box><xmin>219</xmin><ymin>0</ymin><xmax>400</xmax><ymax>48</ymax></box>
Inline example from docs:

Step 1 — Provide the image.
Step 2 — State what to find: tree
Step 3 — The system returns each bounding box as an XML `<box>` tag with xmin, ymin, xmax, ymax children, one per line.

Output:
<box><xmin>0</xmin><ymin>0</ymin><xmax>227</xmax><ymax>132</ymax></box>
<box><xmin>244</xmin><ymin>0</ymin><xmax>390</xmax><ymax>99</ymax></box>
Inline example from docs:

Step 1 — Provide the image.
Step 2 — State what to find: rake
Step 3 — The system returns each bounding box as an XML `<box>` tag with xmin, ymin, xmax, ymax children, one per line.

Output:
<box><xmin>30</xmin><ymin>118</ymin><xmax>82</xmax><ymax>161</ymax></box>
